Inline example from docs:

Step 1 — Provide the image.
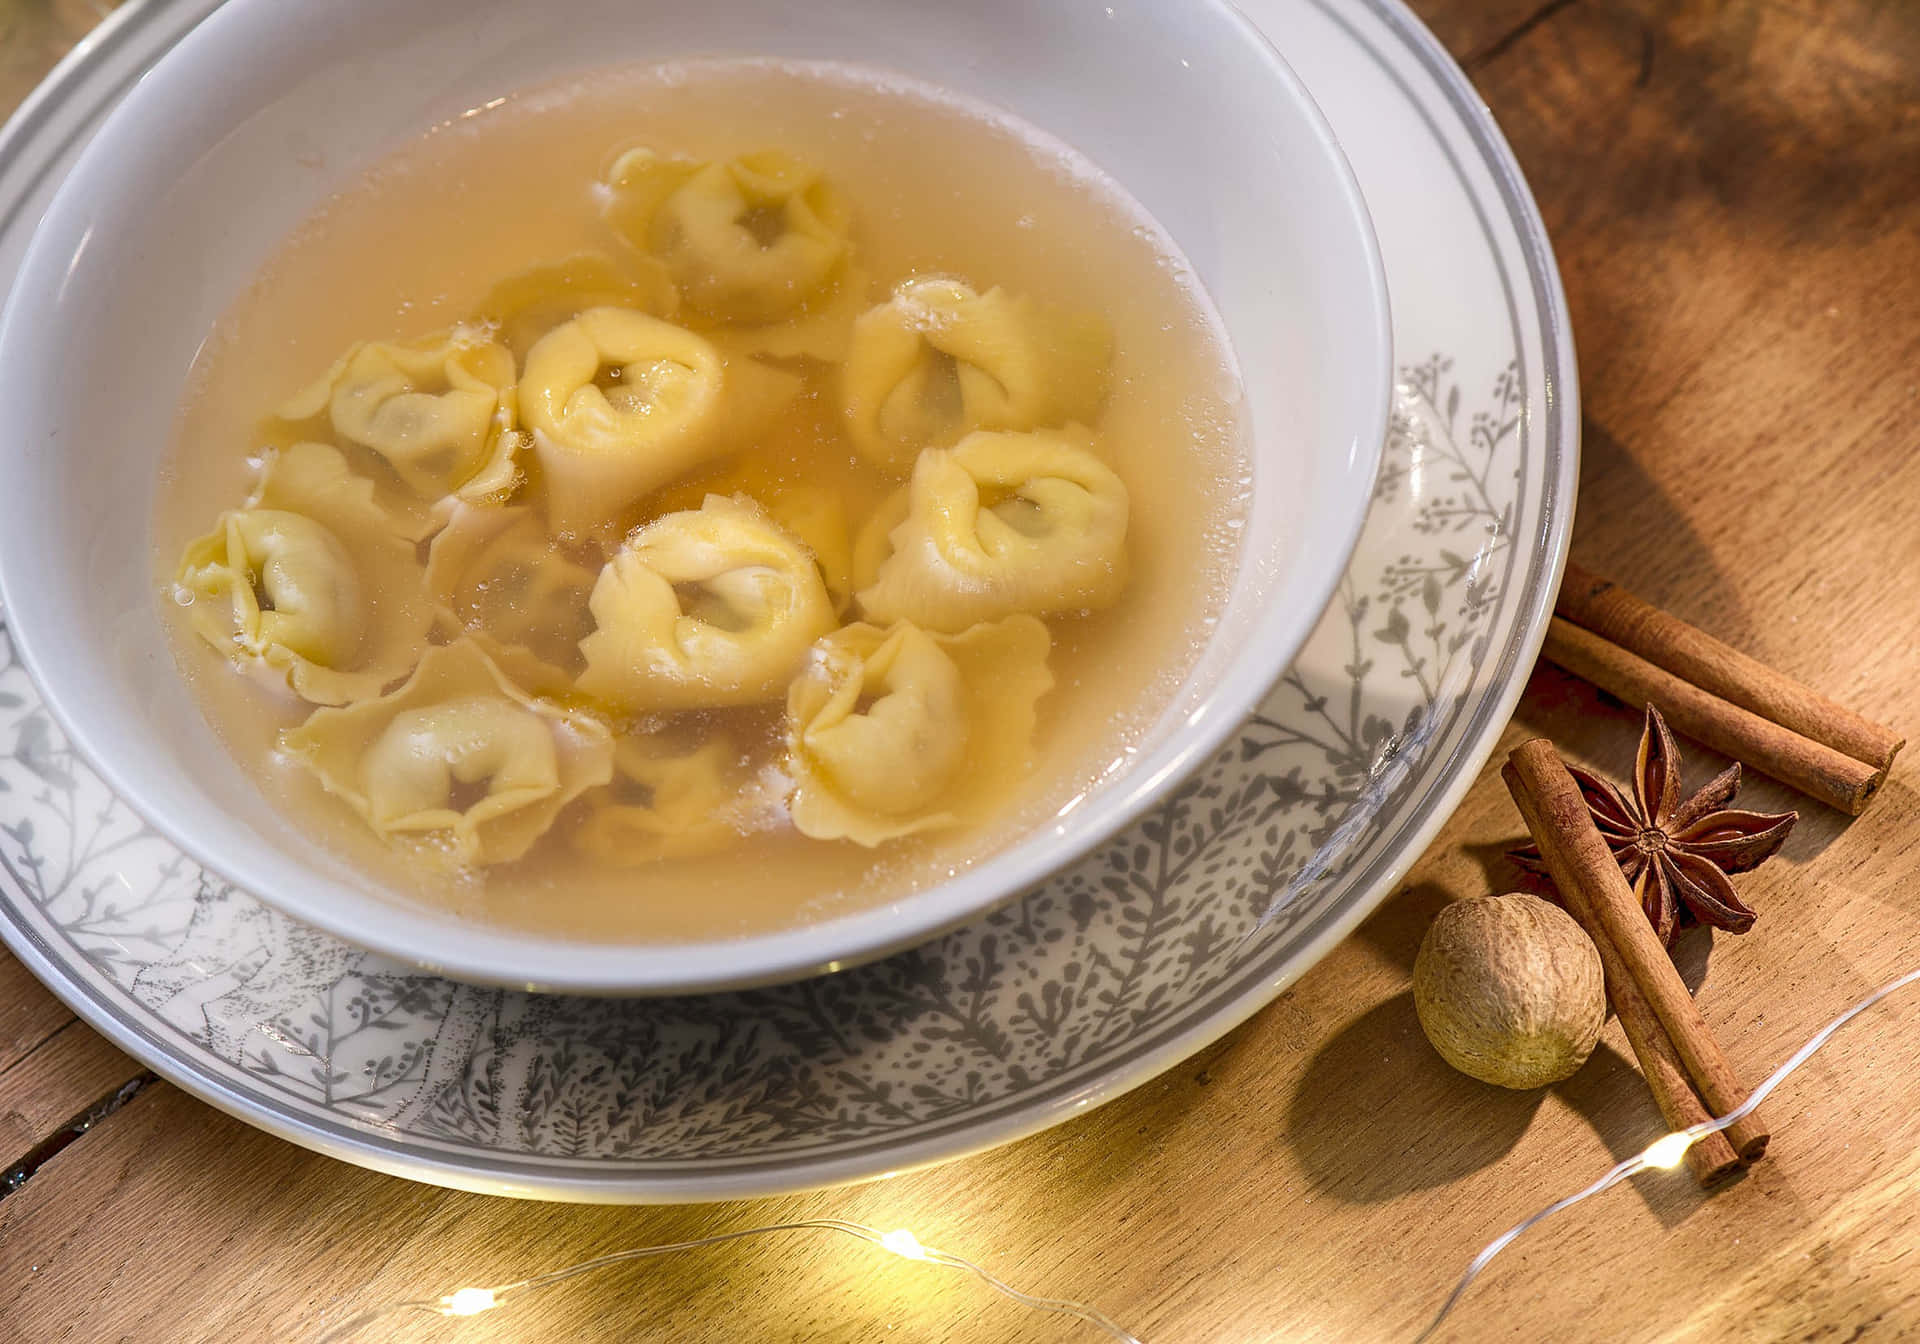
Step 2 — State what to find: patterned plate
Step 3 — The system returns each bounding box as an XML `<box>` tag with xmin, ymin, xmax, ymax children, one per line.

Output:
<box><xmin>0</xmin><ymin>0</ymin><xmax>1575</xmax><ymax>1199</ymax></box>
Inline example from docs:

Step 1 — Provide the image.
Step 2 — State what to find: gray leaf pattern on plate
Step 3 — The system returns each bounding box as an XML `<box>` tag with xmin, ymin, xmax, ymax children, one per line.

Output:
<box><xmin>0</xmin><ymin>357</ymin><xmax>1521</xmax><ymax>1161</ymax></box>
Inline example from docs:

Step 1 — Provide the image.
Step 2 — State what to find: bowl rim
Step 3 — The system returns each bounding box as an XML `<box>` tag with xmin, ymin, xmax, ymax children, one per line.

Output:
<box><xmin>0</xmin><ymin>0</ymin><xmax>1391</xmax><ymax>995</ymax></box>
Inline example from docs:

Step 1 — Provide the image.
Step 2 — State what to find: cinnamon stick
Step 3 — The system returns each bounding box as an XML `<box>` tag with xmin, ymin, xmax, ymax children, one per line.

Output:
<box><xmin>1504</xmin><ymin>738</ymin><xmax>1769</xmax><ymax>1164</ymax></box>
<box><xmin>1502</xmin><ymin>761</ymin><xmax>1743</xmax><ymax>1187</ymax></box>
<box><xmin>1543</xmin><ymin>618</ymin><xmax>1884</xmax><ymax>815</ymax></box>
<box><xmin>1558</xmin><ymin>561</ymin><xmax>1904</xmax><ymax>774</ymax></box>
<box><xmin>1570</xmin><ymin>895</ymin><xmax>1746</xmax><ymax>1188</ymax></box>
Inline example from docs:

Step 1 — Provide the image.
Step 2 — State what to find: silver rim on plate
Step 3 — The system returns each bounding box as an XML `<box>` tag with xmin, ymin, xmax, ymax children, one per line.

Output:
<box><xmin>0</xmin><ymin>0</ymin><xmax>1575</xmax><ymax>1200</ymax></box>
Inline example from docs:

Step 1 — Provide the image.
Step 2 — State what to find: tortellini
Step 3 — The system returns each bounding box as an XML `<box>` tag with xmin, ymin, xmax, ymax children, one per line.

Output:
<box><xmin>577</xmin><ymin>494</ymin><xmax>837</xmax><ymax>711</ymax></box>
<box><xmin>284</xmin><ymin>639</ymin><xmax>614</xmax><ymax>866</ymax></box>
<box><xmin>599</xmin><ymin>147</ymin><xmax>868</xmax><ymax>360</ymax></box>
<box><xmin>425</xmin><ymin>502</ymin><xmax>601</xmax><ymax>687</ymax></box>
<box><xmin>572</xmin><ymin>736</ymin><xmax>773</xmax><ymax>865</ymax></box>
<box><xmin>175</xmin><ymin>442</ymin><xmax>432</xmax><ymax>704</ymax></box>
<box><xmin>785</xmin><ymin>615</ymin><xmax>1053</xmax><ymax>846</ymax></box>
<box><xmin>603</xmin><ymin>147</ymin><xmax>850</xmax><ymax>322</ymax></box>
<box><xmin>518</xmin><ymin>306</ymin><xmax>800</xmax><ymax>535</ymax></box>
<box><xmin>654</xmin><ymin>462</ymin><xmax>859</xmax><ymax>616</ymax></box>
<box><xmin>855</xmin><ymin>426</ymin><xmax>1130</xmax><ymax>632</ymax></box>
<box><xmin>168</xmin><ymin>131</ymin><xmax>1156</xmax><ymax>885</ymax></box>
<box><xmin>280</xmin><ymin>328</ymin><xmax>521</xmax><ymax>504</ymax></box>
<box><xmin>839</xmin><ymin>277</ymin><xmax>1112</xmax><ymax>475</ymax></box>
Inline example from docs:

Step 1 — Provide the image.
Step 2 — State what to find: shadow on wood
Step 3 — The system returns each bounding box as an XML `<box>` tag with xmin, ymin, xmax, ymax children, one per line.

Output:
<box><xmin>1552</xmin><ymin>1039</ymin><xmax>1731</xmax><ymax>1229</ymax></box>
<box><xmin>1352</xmin><ymin>882</ymin><xmax>1454</xmax><ymax>976</ymax></box>
<box><xmin>1282</xmin><ymin>992</ymin><xmax>1544</xmax><ymax>1203</ymax></box>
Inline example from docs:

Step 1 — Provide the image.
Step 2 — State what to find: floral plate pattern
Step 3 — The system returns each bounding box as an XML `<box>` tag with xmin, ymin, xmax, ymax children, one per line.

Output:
<box><xmin>0</xmin><ymin>0</ymin><xmax>1576</xmax><ymax>1198</ymax></box>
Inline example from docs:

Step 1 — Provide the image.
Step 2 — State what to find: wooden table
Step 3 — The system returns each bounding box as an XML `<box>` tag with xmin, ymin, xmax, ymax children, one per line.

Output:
<box><xmin>3</xmin><ymin>0</ymin><xmax>1918</xmax><ymax>1339</ymax></box>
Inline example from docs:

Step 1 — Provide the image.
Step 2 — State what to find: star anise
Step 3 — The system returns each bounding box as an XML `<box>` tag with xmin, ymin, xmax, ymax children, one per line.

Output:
<box><xmin>1510</xmin><ymin>704</ymin><xmax>1797</xmax><ymax>946</ymax></box>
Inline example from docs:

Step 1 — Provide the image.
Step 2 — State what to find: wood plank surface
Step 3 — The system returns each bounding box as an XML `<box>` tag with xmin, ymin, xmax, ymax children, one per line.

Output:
<box><xmin>2</xmin><ymin>0</ymin><xmax>1919</xmax><ymax>1341</ymax></box>
<box><xmin>0</xmin><ymin>1019</ymin><xmax>136</xmax><ymax>1168</ymax></box>
<box><xmin>0</xmin><ymin>949</ymin><xmax>74</xmax><ymax>1078</ymax></box>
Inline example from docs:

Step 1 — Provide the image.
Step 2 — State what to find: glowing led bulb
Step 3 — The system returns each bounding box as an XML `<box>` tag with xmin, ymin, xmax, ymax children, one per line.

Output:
<box><xmin>442</xmin><ymin>1287</ymin><xmax>499</xmax><ymax>1316</ymax></box>
<box><xmin>880</xmin><ymin>1229</ymin><xmax>928</xmax><ymax>1261</ymax></box>
<box><xmin>1642</xmin><ymin>1132</ymin><xmax>1696</xmax><ymax>1170</ymax></box>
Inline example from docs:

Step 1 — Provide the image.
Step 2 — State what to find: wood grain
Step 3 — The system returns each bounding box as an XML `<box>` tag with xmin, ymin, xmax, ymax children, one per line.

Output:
<box><xmin>1</xmin><ymin>0</ymin><xmax>1919</xmax><ymax>1341</ymax></box>
<box><xmin>0</xmin><ymin>1020</ymin><xmax>136</xmax><ymax>1169</ymax></box>
<box><xmin>0</xmin><ymin>949</ymin><xmax>73</xmax><ymax>1077</ymax></box>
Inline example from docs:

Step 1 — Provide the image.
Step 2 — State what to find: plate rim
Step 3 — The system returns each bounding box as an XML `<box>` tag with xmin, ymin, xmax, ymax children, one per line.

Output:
<box><xmin>0</xmin><ymin>0</ymin><xmax>1577</xmax><ymax>1201</ymax></box>
<box><xmin>0</xmin><ymin>0</ymin><xmax>1396</xmax><ymax>999</ymax></box>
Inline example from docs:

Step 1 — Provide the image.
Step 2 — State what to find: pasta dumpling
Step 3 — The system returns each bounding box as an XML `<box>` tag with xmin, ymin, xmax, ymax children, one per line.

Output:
<box><xmin>572</xmin><ymin>736</ymin><xmax>774</xmax><ymax>865</ymax></box>
<box><xmin>252</xmin><ymin>434</ymin><xmax>439</xmax><ymax>544</ymax></box>
<box><xmin>473</xmin><ymin>252</ymin><xmax>679</xmax><ymax>357</ymax></box>
<box><xmin>786</xmin><ymin>615</ymin><xmax>1052</xmax><ymax>846</ymax></box>
<box><xmin>519</xmin><ymin>306</ymin><xmax>799</xmax><ymax>535</ymax></box>
<box><xmin>601</xmin><ymin>147</ymin><xmax>854</xmax><ymax>327</ymax></box>
<box><xmin>280</xmin><ymin>329</ymin><xmax>520</xmax><ymax>504</ymax></box>
<box><xmin>839</xmin><ymin>277</ymin><xmax>1112</xmax><ymax>475</ymax></box>
<box><xmin>176</xmin><ymin>442</ymin><xmax>433</xmax><ymax>704</ymax></box>
<box><xmin>425</xmin><ymin>503</ymin><xmax>600</xmax><ymax>681</ymax></box>
<box><xmin>577</xmin><ymin>494</ymin><xmax>837</xmax><ymax>711</ymax></box>
<box><xmin>284</xmin><ymin>638</ymin><xmax>614</xmax><ymax>866</ymax></box>
<box><xmin>648</xmin><ymin>461</ymin><xmax>860</xmax><ymax>615</ymax></box>
<box><xmin>856</xmin><ymin>426</ymin><xmax>1129</xmax><ymax>632</ymax></box>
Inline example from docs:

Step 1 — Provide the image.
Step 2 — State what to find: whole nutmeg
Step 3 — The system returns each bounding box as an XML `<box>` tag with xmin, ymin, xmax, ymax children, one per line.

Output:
<box><xmin>1414</xmin><ymin>892</ymin><xmax>1605</xmax><ymax>1089</ymax></box>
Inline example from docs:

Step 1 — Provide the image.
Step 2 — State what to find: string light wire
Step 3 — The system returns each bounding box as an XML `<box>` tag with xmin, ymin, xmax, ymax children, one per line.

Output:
<box><xmin>1415</xmin><ymin>963</ymin><xmax>1920</xmax><ymax>1341</ymax></box>
<box><xmin>308</xmin><ymin>963</ymin><xmax>1920</xmax><ymax>1344</ymax></box>
<box><xmin>310</xmin><ymin>1216</ymin><xmax>1144</xmax><ymax>1343</ymax></box>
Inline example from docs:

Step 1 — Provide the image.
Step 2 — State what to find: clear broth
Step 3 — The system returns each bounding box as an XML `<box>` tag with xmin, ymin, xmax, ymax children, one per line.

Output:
<box><xmin>156</xmin><ymin>60</ymin><xmax>1248</xmax><ymax>943</ymax></box>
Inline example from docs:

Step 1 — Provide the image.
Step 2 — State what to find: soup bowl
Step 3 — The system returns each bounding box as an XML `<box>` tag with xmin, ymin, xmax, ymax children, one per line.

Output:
<box><xmin>0</xmin><ymin>0</ymin><xmax>1389</xmax><ymax>994</ymax></box>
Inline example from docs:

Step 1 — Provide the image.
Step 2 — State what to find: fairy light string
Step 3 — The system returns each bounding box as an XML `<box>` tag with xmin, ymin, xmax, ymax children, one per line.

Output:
<box><xmin>310</xmin><ymin>1217</ymin><xmax>1143</xmax><ymax>1343</ymax></box>
<box><xmin>309</xmin><ymin>964</ymin><xmax>1920</xmax><ymax>1344</ymax></box>
<box><xmin>1414</xmin><ymin>962</ymin><xmax>1920</xmax><ymax>1340</ymax></box>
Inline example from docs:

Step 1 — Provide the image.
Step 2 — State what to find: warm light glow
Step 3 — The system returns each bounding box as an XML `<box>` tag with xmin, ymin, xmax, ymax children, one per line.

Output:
<box><xmin>1642</xmin><ymin>1132</ymin><xmax>1696</xmax><ymax>1171</ymax></box>
<box><xmin>880</xmin><ymin>1229</ymin><xmax>928</xmax><ymax>1261</ymax></box>
<box><xmin>303</xmin><ymin>965</ymin><xmax>1918</xmax><ymax>1344</ymax></box>
<box><xmin>442</xmin><ymin>1287</ymin><xmax>499</xmax><ymax>1317</ymax></box>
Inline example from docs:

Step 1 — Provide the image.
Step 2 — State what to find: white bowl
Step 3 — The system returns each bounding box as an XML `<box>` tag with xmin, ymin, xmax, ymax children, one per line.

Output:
<box><xmin>0</xmin><ymin>0</ymin><xmax>1389</xmax><ymax>995</ymax></box>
